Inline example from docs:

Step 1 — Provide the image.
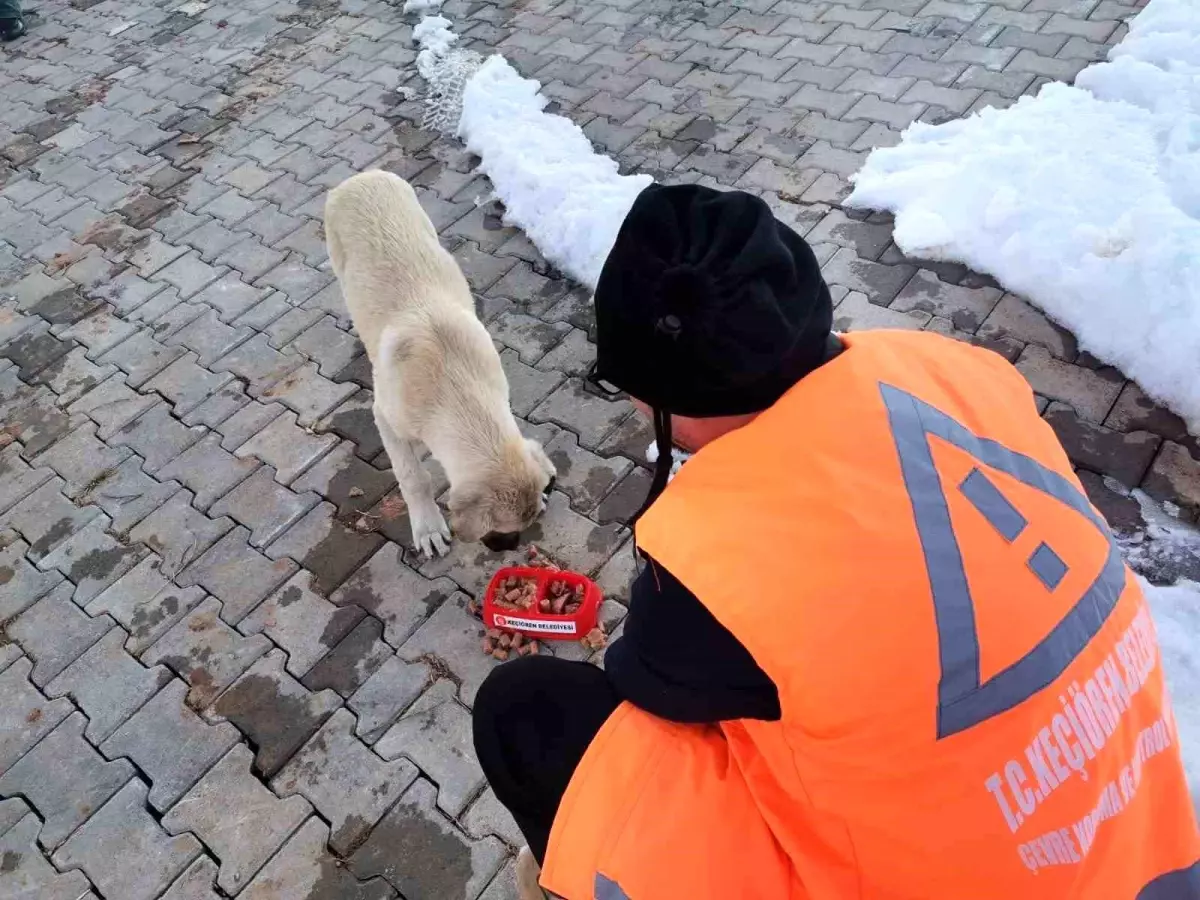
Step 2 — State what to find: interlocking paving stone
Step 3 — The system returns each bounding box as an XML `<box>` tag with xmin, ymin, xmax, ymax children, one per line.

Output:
<box><xmin>143</xmin><ymin>596</ymin><xmax>272</xmax><ymax>710</ymax></box>
<box><xmin>259</xmin><ymin>361</ymin><xmax>360</xmax><ymax>427</ymax></box>
<box><xmin>0</xmin><ymin>656</ymin><xmax>75</xmax><ymax>772</ymax></box>
<box><xmin>177</xmin><ymin>525</ymin><xmax>299</xmax><ymax>624</ymax></box>
<box><xmin>164</xmin><ymin>306</ymin><xmax>255</xmax><ymax>367</ymax></box>
<box><xmin>331</xmin><ymin>543</ymin><xmax>459</xmax><ymax>647</ymax></box>
<box><xmin>86</xmin><ymin>455</ymin><xmax>183</xmax><ymax>534</ymax></box>
<box><xmin>101</xmin><ymin>679</ymin><xmax>240</xmax><ymax>811</ymax></box>
<box><xmin>978</xmin><ymin>292</ymin><xmax>1078</xmax><ymax>359</ymax></box>
<box><xmin>375</xmin><ymin>679</ymin><xmax>485</xmax><ymax>818</ymax></box>
<box><xmin>349</xmin><ymin>778</ymin><xmax>506</xmax><ymax>900</ymax></box>
<box><xmin>209</xmin><ymin>649</ymin><xmax>342</xmax><ymax>777</ymax></box>
<box><xmin>890</xmin><ymin>268</ymin><xmax>1003</xmax><ymax>332</ymax></box>
<box><xmin>241</xmin><ymin>817</ymin><xmax>398</xmax><ymax>900</ymax></box>
<box><xmin>8</xmin><ymin>581</ymin><xmax>114</xmax><ymax>686</ymax></box>
<box><xmin>833</xmin><ymin>288</ymin><xmax>932</xmax><ymax>331</ymax></box>
<box><xmin>1043</xmin><ymin>402</ymin><xmax>1162</xmax><ymax>487</ymax></box>
<box><xmin>129</xmin><ymin>489</ymin><xmax>233</xmax><ymax>578</ymax></box>
<box><xmin>159</xmin><ymin>857</ymin><xmax>222</xmax><ymax>900</ymax></box>
<box><xmin>86</xmin><ymin>555</ymin><xmax>206</xmax><ymax>655</ymax></box>
<box><xmin>0</xmin><ymin>812</ymin><xmax>96</xmax><ymax>900</ymax></box>
<box><xmin>462</xmin><ymin>788</ymin><xmax>524</xmax><ymax>848</ymax></box>
<box><xmin>346</xmin><ymin>652</ymin><xmax>431</xmax><ymax>744</ymax></box>
<box><xmin>53</xmin><ymin>780</ymin><xmax>202</xmax><ymax>900</ymax></box>
<box><xmin>210</xmin><ymin>465</ymin><xmax>321</xmax><ymax>548</ymax></box>
<box><xmin>37</xmin><ymin>515</ymin><xmax>148</xmax><ymax>606</ymax></box>
<box><xmin>530</xmin><ymin>377</ymin><xmax>634</xmax><ymax>449</ymax></box>
<box><xmin>161</xmin><ymin>744</ymin><xmax>312</xmax><ymax>894</ymax></box>
<box><xmin>233</xmin><ymin>408</ymin><xmax>338</xmax><ymax>484</ymax></box>
<box><xmin>0</xmin><ymin>530</ymin><xmax>63</xmax><ymax>620</ymax></box>
<box><xmin>1015</xmin><ymin>344</ymin><xmax>1124</xmax><ymax>423</ymax></box>
<box><xmin>0</xmin><ymin>797</ymin><xmax>31</xmax><ymax>838</ymax></box>
<box><xmin>302</xmin><ymin>615</ymin><xmax>394</xmax><ymax>698</ymax></box>
<box><xmin>241</xmin><ymin>571</ymin><xmax>366</xmax><ymax>677</ymax></box>
<box><xmin>273</xmin><ymin>707</ymin><xmax>420</xmax><ymax>853</ymax></box>
<box><xmin>156</xmin><ymin>432</ymin><xmax>259</xmax><ymax>511</ymax></box>
<box><xmin>45</xmin><ymin>627</ymin><xmax>173</xmax><ymax>743</ymax></box>
<box><xmin>0</xmin><ymin>444</ymin><xmax>55</xmax><ymax>517</ymax></box>
<box><xmin>31</xmin><ymin>421</ymin><xmax>132</xmax><ymax>500</ymax></box>
<box><xmin>109</xmin><ymin>403</ymin><xmax>207</xmax><ymax>473</ymax></box>
<box><xmin>66</xmin><ymin>373</ymin><xmax>157</xmax><ymax>438</ymax></box>
<box><xmin>0</xmin><ymin>711</ymin><xmax>136</xmax><ymax>849</ymax></box>
<box><xmin>319</xmin><ymin>389</ymin><xmax>383</xmax><ymax>458</ymax></box>
<box><xmin>822</xmin><ymin>246</ymin><xmax>916</xmax><ymax>303</ymax></box>
<box><xmin>544</xmin><ymin>428</ymin><xmax>632</xmax><ymax>513</ymax></box>
<box><xmin>398</xmin><ymin>592</ymin><xmax>503</xmax><ymax>708</ymax></box>
<box><xmin>1</xmin><ymin>381</ymin><xmax>74</xmax><ymax>456</ymax></box>
<box><xmin>215</xmin><ymin>398</ymin><xmax>286</xmax><ymax>451</ymax></box>
<box><xmin>213</xmin><ymin>331</ymin><xmax>306</xmax><ymax>397</ymax></box>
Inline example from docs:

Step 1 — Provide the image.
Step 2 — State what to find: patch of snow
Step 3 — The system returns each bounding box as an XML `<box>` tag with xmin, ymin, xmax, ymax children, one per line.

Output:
<box><xmin>1141</xmin><ymin>575</ymin><xmax>1200</xmax><ymax>813</ymax></box>
<box><xmin>413</xmin><ymin>14</ymin><xmax>458</xmax><ymax>70</ymax></box>
<box><xmin>457</xmin><ymin>56</ymin><xmax>652</xmax><ymax>289</ymax></box>
<box><xmin>403</xmin><ymin>0</ymin><xmax>443</xmax><ymax>12</ymax></box>
<box><xmin>846</xmin><ymin>0</ymin><xmax>1200</xmax><ymax>432</ymax></box>
<box><xmin>645</xmin><ymin>441</ymin><xmax>691</xmax><ymax>480</ymax></box>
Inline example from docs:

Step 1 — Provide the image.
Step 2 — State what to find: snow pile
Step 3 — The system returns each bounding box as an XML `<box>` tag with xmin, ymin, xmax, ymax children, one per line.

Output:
<box><xmin>402</xmin><ymin>0</ymin><xmax>442</xmax><ymax>12</ymax></box>
<box><xmin>457</xmin><ymin>56</ymin><xmax>652</xmax><ymax>289</ymax></box>
<box><xmin>1142</xmin><ymin>576</ymin><xmax>1200</xmax><ymax>811</ymax></box>
<box><xmin>846</xmin><ymin>0</ymin><xmax>1200</xmax><ymax>432</ymax></box>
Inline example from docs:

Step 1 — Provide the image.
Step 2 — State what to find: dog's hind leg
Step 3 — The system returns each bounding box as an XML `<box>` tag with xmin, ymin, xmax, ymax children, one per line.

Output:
<box><xmin>373</xmin><ymin>403</ymin><xmax>452</xmax><ymax>557</ymax></box>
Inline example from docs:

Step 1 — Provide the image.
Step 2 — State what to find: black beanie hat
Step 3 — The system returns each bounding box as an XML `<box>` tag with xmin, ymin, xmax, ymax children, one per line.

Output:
<box><xmin>593</xmin><ymin>184</ymin><xmax>834</xmax><ymax>419</ymax></box>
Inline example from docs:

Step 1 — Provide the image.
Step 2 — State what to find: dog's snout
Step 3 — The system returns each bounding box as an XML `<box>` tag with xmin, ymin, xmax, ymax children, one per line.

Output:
<box><xmin>482</xmin><ymin>531</ymin><xmax>521</xmax><ymax>552</ymax></box>
<box><xmin>543</xmin><ymin>476</ymin><xmax>556</xmax><ymax>496</ymax></box>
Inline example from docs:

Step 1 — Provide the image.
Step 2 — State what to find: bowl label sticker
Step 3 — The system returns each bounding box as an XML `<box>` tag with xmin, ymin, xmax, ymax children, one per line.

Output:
<box><xmin>494</xmin><ymin>614</ymin><xmax>578</xmax><ymax>634</ymax></box>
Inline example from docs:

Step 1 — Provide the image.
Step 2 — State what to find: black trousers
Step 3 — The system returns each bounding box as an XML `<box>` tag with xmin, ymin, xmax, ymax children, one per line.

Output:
<box><xmin>472</xmin><ymin>655</ymin><xmax>620</xmax><ymax>865</ymax></box>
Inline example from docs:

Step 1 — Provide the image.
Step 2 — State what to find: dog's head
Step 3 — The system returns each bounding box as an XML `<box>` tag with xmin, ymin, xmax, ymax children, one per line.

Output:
<box><xmin>447</xmin><ymin>438</ymin><xmax>556</xmax><ymax>552</ymax></box>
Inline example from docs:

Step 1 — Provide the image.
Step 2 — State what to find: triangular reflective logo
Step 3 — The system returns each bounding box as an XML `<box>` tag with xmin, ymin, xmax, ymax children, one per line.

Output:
<box><xmin>880</xmin><ymin>384</ymin><xmax>1125</xmax><ymax>739</ymax></box>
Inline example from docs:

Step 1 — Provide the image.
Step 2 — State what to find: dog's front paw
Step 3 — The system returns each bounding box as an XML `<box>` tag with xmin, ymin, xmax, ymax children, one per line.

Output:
<box><xmin>412</xmin><ymin>507</ymin><xmax>452</xmax><ymax>557</ymax></box>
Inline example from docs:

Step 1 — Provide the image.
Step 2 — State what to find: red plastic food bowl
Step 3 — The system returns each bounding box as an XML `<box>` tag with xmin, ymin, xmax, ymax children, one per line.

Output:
<box><xmin>482</xmin><ymin>566</ymin><xmax>601</xmax><ymax>641</ymax></box>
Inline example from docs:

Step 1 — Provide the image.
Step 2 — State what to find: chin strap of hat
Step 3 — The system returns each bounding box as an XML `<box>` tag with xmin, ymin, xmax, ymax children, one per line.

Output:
<box><xmin>630</xmin><ymin>407</ymin><xmax>674</xmax><ymax>559</ymax></box>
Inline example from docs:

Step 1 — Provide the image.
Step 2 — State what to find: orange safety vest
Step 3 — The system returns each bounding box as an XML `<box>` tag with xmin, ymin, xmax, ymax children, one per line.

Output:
<box><xmin>542</xmin><ymin>330</ymin><xmax>1199</xmax><ymax>900</ymax></box>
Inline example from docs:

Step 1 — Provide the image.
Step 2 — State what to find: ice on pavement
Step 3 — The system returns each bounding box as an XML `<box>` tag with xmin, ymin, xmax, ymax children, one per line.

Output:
<box><xmin>847</xmin><ymin>0</ymin><xmax>1200</xmax><ymax>433</ymax></box>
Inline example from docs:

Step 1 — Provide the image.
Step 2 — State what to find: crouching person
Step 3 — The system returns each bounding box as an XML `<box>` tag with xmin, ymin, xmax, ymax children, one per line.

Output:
<box><xmin>473</xmin><ymin>184</ymin><xmax>1200</xmax><ymax>900</ymax></box>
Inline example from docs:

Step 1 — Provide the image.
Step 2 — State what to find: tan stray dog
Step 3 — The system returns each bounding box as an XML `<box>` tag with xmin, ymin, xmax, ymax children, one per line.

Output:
<box><xmin>325</xmin><ymin>170</ymin><xmax>555</xmax><ymax>556</ymax></box>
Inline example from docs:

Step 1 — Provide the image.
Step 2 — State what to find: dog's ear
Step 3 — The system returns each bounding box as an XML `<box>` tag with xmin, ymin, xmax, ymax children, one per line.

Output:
<box><xmin>448</xmin><ymin>485</ymin><xmax>491</xmax><ymax>542</ymax></box>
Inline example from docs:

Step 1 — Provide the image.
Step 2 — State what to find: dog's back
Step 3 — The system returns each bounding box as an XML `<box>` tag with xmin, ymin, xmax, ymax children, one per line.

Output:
<box><xmin>325</xmin><ymin>170</ymin><xmax>473</xmax><ymax>346</ymax></box>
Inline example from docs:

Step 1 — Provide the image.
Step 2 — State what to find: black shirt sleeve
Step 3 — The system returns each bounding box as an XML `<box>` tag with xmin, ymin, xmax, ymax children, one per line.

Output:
<box><xmin>604</xmin><ymin>554</ymin><xmax>781</xmax><ymax>724</ymax></box>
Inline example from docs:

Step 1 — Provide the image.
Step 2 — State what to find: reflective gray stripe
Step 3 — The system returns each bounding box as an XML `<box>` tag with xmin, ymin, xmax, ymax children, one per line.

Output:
<box><xmin>1137</xmin><ymin>860</ymin><xmax>1200</xmax><ymax>900</ymax></box>
<box><xmin>1028</xmin><ymin>542</ymin><xmax>1068</xmax><ymax>590</ymax></box>
<box><xmin>882</xmin><ymin>384</ymin><xmax>980</xmax><ymax>706</ymax></box>
<box><xmin>960</xmin><ymin>468</ymin><xmax>1027</xmax><ymax>541</ymax></box>
<box><xmin>880</xmin><ymin>383</ymin><xmax>1125</xmax><ymax>738</ymax></box>
<box><xmin>595</xmin><ymin>873</ymin><xmax>630</xmax><ymax>900</ymax></box>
